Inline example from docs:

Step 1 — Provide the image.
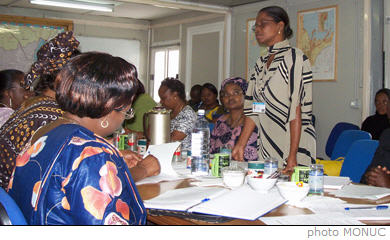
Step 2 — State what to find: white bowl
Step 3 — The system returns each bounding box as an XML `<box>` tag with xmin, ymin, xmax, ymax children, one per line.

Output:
<box><xmin>247</xmin><ymin>176</ymin><xmax>277</xmax><ymax>192</ymax></box>
<box><xmin>276</xmin><ymin>182</ymin><xmax>310</xmax><ymax>203</ymax></box>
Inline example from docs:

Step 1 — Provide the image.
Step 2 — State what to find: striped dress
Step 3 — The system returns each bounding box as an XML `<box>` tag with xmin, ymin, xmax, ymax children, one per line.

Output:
<box><xmin>244</xmin><ymin>40</ymin><xmax>316</xmax><ymax>167</ymax></box>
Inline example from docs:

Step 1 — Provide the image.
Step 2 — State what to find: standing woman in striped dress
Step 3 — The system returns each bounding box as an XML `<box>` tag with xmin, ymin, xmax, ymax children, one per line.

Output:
<box><xmin>232</xmin><ymin>6</ymin><xmax>316</xmax><ymax>174</ymax></box>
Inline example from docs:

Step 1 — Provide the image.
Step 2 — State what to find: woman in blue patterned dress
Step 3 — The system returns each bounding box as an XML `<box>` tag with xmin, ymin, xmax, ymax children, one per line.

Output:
<box><xmin>8</xmin><ymin>52</ymin><xmax>147</xmax><ymax>225</ymax></box>
<box><xmin>210</xmin><ymin>77</ymin><xmax>258</xmax><ymax>161</ymax></box>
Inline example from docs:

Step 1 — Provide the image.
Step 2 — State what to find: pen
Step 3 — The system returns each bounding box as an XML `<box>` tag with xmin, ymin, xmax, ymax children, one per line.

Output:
<box><xmin>344</xmin><ymin>205</ymin><xmax>388</xmax><ymax>210</ymax></box>
<box><xmin>186</xmin><ymin>198</ymin><xmax>210</xmax><ymax>211</ymax></box>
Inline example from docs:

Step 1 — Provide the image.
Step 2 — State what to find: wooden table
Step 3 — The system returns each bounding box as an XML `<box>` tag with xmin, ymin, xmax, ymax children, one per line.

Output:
<box><xmin>137</xmin><ymin>179</ymin><xmax>390</xmax><ymax>225</ymax></box>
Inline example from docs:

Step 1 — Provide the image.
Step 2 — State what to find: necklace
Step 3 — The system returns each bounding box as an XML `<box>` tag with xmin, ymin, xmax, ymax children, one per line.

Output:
<box><xmin>172</xmin><ymin>103</ymin><xmax>185</xmax><ymax>119</ymax></box>
<box><xmin>227</xmin><ymin>114</ymin><xmax>244</xmax><ymax>128</ymax></box>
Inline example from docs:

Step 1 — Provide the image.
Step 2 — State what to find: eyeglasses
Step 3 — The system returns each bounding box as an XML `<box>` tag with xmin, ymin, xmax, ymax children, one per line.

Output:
<box><xmin>251</xmin><ymin>19</ymin><xmax>275</xmax><ymax>32</ymax></box>
<box><xmin>115</xmin><ymin>107</ymin><xmax>135</xmax><ymax>120</ymax></box>
<box><xmin>375</xmin><ymin>100</ymin><xmax>388</xmax><ymax>106</ymax></box>
<box><xmin>221</xmin><ymin>90</ymin><xmax>243</xmax><ymax>98</ymax></box>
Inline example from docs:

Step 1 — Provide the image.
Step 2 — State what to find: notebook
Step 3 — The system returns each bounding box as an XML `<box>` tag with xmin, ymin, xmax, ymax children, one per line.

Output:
<box><xmin>144</xmin><ymin>185</ymin><xmax>286</xmax><ymax>221</ymax></box>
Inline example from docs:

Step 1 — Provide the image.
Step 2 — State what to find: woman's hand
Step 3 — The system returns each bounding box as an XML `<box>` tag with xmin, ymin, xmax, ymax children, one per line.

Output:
<box><xmin>232</xmin><ymin>143</ymin><xmax>245</xmax><ymax>161</ymax></box>
<box><xmin>231</xmin><ymin>117</ymin><xmax>256</xmax><ymax>161</ymax></box>
<box><xmin>121</xmin><ymin>149</ymin><xmax>142</xmax><ymax>168</ymax></box>
<box><xmin>366</xmin><ymin>166</ymin><xmax>390</xmax><ymax>187</ymax></box>
<box><xmin>138</xmin><ymin>155</ymin><xmax>161</xmax><ymax>177</ymax></box>
<box><xmin>282</xmin><ymin>155</ymin><xmax>297</xmax><ymax>175</ymax></box>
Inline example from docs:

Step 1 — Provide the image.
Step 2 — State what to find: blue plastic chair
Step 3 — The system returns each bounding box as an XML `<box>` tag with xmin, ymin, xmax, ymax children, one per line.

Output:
<box><xmin>0</xmin><ymin>187</ymin><xmax>27</xmax><ymax>225</ymax></box>
<box><xmin>325</xmin><ymin>122</ymin><xmax>359</xmax><ymax>158</ymax></box>
<box><xmin>330</xmin><ymin>130</ymin><xmax>371</xmax><ymax>160</ymax></box>
<box><xmin>339</xmin><ymin>139</ymin><xmax>379</xmax><ymax>183</ymax></box>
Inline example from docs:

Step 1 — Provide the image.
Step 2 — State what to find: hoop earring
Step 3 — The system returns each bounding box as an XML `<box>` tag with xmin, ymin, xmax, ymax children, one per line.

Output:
<box><xmin>101</xmin><ymin>119</ymin><xmax>109</xmax><ymax>129</ymax></box>
<box><xmin>9</xmin><ymin>98</ymin><xmax>12</xmax><ymax>108</ymax></box>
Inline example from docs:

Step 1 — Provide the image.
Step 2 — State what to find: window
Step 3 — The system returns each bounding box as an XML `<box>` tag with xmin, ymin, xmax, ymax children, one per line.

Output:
<box><xmin>151</xmin><ymin>47</ymin><xmax>180</xmax><ymax>102</ymax></box>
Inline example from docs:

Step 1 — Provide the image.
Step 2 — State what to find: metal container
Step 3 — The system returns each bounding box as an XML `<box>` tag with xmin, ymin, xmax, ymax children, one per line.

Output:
<box><xmin>143</xmin><ymin>105</ymin><xmax>171</xmax><ymax>145</ymax></box>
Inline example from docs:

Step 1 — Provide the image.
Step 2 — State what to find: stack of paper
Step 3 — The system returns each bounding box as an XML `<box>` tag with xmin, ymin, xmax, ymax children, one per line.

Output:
<box><xmin>344</xmin><ymin>206</ymin><xmax>390</xmax><ymax>220</ymax></box>
<box><xmin>330</xmin><ymin>185</ymin><xmax>390</xmax><ymax>200</ymax></box>
<box><xmin>324</xmin><ymin>176</ymin><xmax>351</xmax><ymax>189</ymax></box>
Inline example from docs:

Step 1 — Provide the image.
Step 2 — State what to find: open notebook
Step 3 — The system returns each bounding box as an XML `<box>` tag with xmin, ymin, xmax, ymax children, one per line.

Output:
<box><xmin>144</xmin><ymin>185</ymin><xmax>286</xmax><ymax>221</ymax></box>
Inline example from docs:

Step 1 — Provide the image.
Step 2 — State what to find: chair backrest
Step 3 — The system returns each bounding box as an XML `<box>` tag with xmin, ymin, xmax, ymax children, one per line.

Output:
<box><xmin>330</xmin><ymin>129</ymin><xmax>371</xmax><ymax>160</ymax></box>
<box><xmin>325</xmin><ymin>122</ymin><xmax>360</xmax><ymax>158</ymax></box>
<box><xmin>0</xmin><ymin>187</ymin><xmax>27</xmax><ymax>225</ymax></box>
<box><xmin>339</xmin><ymin>139</ymin><xmax>379</xmax><ymax>183</ymax></box>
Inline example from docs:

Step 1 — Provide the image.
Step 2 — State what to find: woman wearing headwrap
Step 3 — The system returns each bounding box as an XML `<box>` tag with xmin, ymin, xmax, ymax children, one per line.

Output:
<box><xmin>0</xmin><ymin>31</ymin><xmax>80</xmax><ymax>188</ymax></box>
<box><xmin>210</xmin><ymin>77</ymin><xmax>259</xmax><ymax>161</ymax></box>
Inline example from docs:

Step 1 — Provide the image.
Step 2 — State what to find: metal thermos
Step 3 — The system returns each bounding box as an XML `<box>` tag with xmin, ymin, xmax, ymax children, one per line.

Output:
<box><xmin>143</xmin><ymin>105</ymin><xmax>171</xmax><ymax>145</ymax></box>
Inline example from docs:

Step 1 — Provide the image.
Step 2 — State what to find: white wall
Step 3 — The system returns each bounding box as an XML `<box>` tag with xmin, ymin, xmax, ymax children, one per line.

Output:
<box><xmin>0</xmin><ymin>6</ymin><xmax>149</xmax><ymax>87</ymax></box>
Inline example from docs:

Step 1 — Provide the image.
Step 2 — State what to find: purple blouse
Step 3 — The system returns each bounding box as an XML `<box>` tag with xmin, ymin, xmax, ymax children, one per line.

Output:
<box><xmin>210</xmin><ymin>115</ymin><xmax>259</xmax><ymax>161</ymax></box>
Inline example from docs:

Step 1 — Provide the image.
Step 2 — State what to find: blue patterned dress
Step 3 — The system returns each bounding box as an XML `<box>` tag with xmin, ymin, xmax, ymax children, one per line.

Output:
<box><xmin>8</xmin><ymin>124</ymin><xmax>146</xmax><ymax>225</ymax></box>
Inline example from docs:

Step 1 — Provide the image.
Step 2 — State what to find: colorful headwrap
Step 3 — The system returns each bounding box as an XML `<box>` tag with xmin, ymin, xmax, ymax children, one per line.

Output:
<box><xmin>22</xmin><ymin>31</ymin><xmax>80</xmax><ymax>90</ymax></box>
<box><xmin>221</xmin><ymin>77</ymin><xmax>248</xmax><ymax>93</ymax></box>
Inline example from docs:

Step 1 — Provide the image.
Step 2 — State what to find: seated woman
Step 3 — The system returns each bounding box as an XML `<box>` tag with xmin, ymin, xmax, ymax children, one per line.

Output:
<box><xmin>8</xmin><ymin>52</ymin><xmax>148</xmax><ymax>225</ymax></box>
<box><xmin>123</xmin><ymin>79</ymin><xmax>156</xmax><ymax>139</ymax></box>
<box><xmin>199</xmin><ymin>83</ymin><xmax>224</xmax><ymax>123</ymax></box>
<box><xmin>158</xmin><ymin>78</ymin><xmax>196</xmax><ymax>151</ymax></box>
<box><xmin>0</xmin><ymin>69</ymin><xmax>30</xmax><ymax>127</ymax></box>
<box><xmin>210</xmin><ymin>77</ymin><xmax>259</xmax><ymax>161</ymax></box>
<box><xmin>0</xmin><ymin>32</ymin><xmax>80</xmax><ymax>189</ymax></box>
<box><xmin>361</xmin><ymin>88</ymin><xmax>390</xmax><ymax>140</ymax></box>
<box><xmin>187</xmin><ymin>84</ymin><xmax>202</xmax><ymax>111</ymax></box>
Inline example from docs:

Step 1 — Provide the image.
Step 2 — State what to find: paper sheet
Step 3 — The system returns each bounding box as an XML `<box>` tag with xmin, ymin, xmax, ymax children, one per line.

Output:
<box><xmin>190</xmin><ymin>177</ymin><xmax>224</xmax><ymax>187</ymax></box>
<box><xmin>144</xmin><ymin>141</ymin><xmax>181</xmax><ymax>177</ymax></box>
<box><xmin>330</xmin><ymin>185</ymin><xmax>390</xmax><ymax>200</ymax></box>
<box><xmin>324</xmin><ymin>176</ymin><xmax>351</xmax><ymax>189</ymax></box>
<box><xmin>143</xmin><ymin>186</ymin><xmax>229</xmax><ymax>211</ymax></box>
<box><xmin>260</xmin><ymin>212</ymin><xmax>364</xmax><ymax>225</ymax></box>
<box><xmin>190</xmin><ymin>185</ymin><xmax>286</xmax><ymax>221</ymax></box>
<box><xmin>288</xmin><ymin>195</ymin><xmax>347</xmax><ymax>213</ymax></box>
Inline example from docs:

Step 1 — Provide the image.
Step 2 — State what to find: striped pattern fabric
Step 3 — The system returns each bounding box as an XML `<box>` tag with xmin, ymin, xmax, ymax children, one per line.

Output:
<box><xmin>244</xmin><ymin>40</ymin><xmax>316</xmax><ymax>167</ymax></box>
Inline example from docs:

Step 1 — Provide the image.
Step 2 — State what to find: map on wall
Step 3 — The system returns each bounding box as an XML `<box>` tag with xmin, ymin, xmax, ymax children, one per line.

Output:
<box><xmin>297</xmin><ymin>5</ymin><xmax>338</xmax><ymax>81</ymax></box>
<box><xmin>246</xmin><ymin>19</ymin><xmax>267</xmax><ymax>80</ymax></box>
<box><xmin>0</xmin><ymin>15</ymin><xmax>72</xmax><ymax>73</ymax></box>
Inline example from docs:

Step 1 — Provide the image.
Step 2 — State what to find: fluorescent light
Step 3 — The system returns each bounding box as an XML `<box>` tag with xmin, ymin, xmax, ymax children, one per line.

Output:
<box><xmin>153</xmin><ymin>4</ymin><xmax>180</xmax><ymax>10</ymax></box>
<box><xmin>30</xmin><ymin>0</ymin><xmax>114</xmax><ymax>12</ymax></box>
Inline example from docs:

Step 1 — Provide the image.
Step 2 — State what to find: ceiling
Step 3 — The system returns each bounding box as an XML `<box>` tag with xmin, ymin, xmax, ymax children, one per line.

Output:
<box><xmin>1</xmin><ymin>0</ymin><xmax>264</xmax><ymax>21</ymax></box>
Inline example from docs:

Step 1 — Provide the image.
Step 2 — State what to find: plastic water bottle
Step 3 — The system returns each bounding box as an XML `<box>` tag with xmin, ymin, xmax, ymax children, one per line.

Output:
<box><xmin>309</xmin><ymin>164</ymin><xmax>324</xmax><ymax>195</ymax></box>
<box><xmin>264</xmin><ymin>157</ymin><xmax>278</xmax><ymax>178</ymax></box>
<box><xmin>191</xmin><ymin>109</ymin><xmax>210</xmax><ymax>176</ymax></box>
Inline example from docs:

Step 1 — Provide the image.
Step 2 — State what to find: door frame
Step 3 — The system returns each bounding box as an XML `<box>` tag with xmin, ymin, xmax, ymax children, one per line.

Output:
<box><xmin>185</xmin><ymin>21</ymin><xmax>224</xmax><ymax>97</ymax></box>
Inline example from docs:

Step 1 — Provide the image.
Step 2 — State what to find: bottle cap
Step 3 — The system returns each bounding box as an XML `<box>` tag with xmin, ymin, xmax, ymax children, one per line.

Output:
<box><xmin>198</xmin><ymin>109</ymin><xmax>205</xmax><ymax>115</ymax></box>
